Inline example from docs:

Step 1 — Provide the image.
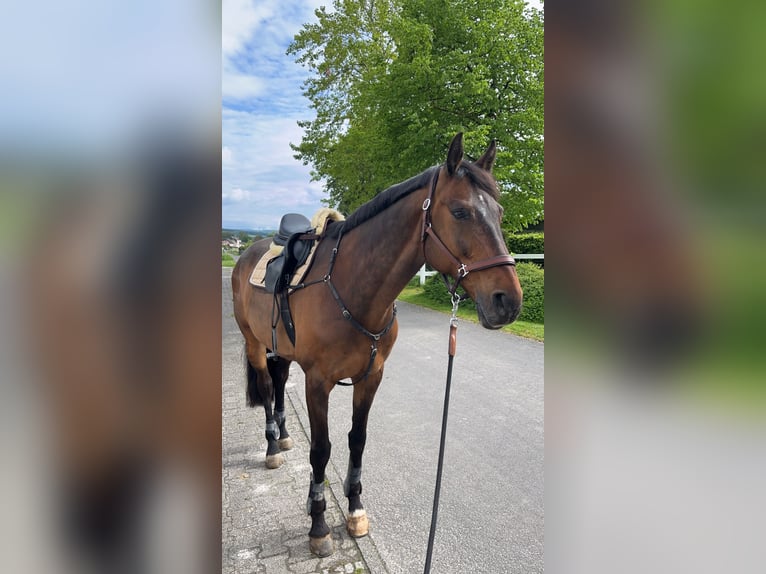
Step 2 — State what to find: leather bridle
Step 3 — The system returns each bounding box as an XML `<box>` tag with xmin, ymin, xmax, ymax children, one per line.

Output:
<box><xmin>421</xmin><ymin>167</ymin><xmax>516</xmax><ymax>297</ymax></box>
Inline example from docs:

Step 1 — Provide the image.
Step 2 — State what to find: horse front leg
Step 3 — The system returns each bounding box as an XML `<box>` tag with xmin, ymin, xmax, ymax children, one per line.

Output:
<box><xmin>344</xmin><ymin>368</ymin><xmax>383</xmax><ymax>538</ymax></box>
<box><xmin>305</xmin><ymin>375</ymin><xmax>334</xmax><ymax>557</ymax></box>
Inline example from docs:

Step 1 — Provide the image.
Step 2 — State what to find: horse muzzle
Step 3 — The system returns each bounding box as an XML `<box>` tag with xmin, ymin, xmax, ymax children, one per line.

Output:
<box><xmin>476</xmin><ymin>289</ymin><xmax>522</xmax><ymax>329</ymax></box>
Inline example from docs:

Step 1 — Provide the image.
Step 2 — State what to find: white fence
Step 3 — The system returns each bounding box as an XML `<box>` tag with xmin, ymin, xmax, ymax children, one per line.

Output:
<box><xmin>415</xmin><ymin>254</ymin><xmax>543</xmax><ymax>285</ymax></box>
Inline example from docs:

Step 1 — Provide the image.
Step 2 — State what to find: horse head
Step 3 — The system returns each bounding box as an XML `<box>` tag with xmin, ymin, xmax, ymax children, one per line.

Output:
<box><xmin>425</xmin><ymin>133</ymin><xmax>524</xmax><ymax>329</ymax></box>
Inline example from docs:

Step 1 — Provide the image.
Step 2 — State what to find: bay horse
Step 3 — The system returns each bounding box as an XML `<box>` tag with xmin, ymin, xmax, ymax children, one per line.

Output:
<box><xmin>231</xmin><ymin>133</ymin><xmax>523</xmax><ymax>557</ymax></box>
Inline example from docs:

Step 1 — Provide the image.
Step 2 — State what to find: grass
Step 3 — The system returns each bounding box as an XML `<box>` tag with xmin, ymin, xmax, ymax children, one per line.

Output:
<box><xmin>222</xmin><ymin>251</ymin><xmax>236</xmax><ymax>267</ymax></box>
<box><xmin>398</xmin><ymin>285</ymin><xmax>544</xmax><ymax>341</ymax></box>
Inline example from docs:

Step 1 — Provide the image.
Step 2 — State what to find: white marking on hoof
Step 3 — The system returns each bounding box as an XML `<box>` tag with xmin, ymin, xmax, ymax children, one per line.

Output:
<box><xmin>309</xmin><ymin>533</ymin><xmax>334</xmax><ymax>557</ymax></box>
<box><xmin>265</xmin><ymin>453</ymin><xmax>284</xmax><ymax>469</ymax></box>
<box><xmin>346</xmin><ymin>509</ymin><xmax>369</xmax><ymax>538</ymax></box>
<box><xmin>278</xmin><ymin>436</ymin><xmax>294</xmax><ymax>450</ymax></box>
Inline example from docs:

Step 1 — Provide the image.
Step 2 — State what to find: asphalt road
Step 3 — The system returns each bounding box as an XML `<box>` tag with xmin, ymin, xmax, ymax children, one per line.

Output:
<box><xmin>223</xmin><ymin>270</ymin><xmax>543</xmax><ymax>573</ymax></box>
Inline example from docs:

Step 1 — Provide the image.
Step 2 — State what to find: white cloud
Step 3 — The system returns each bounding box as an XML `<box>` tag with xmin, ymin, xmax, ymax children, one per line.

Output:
<box><xmin>223</xmin><ymin>109</ymin><xmax>304</xmax><ymax>166</ymax></box>
<box><xmin>222</xmin><ymin>187</ymin><xmax>253</xmax><ymax>202</ymax></box>
<box><xmin>222</xmin><ymin>0</ymin><xmax>274</xmax><ymax>58</ymax></box>
<box><xmin>222</xmin><ymin>1</ymin><xmax>318</xmax><ymax>104</ymax></box>
<box><xmin>222</xmin><ymin>146</ymin><xmax>233</xmax><ymax>165</ymax></box>
<box><xmin>222</xmin><ymin>0</ymin><xmax>329</xmax><ymax>228</ymax></box>
<box><xmin>222</xmin><ymin>177</ymin><xmax>327</xmax><ymax>229</ymax></box>
<box><xmin>222</xmin><ymin>71</ymin><xmax>268</xmax><ymax>100</ymax></box>
<box><xmin>222</xmin><ymin>107</ymin><xmax>328</xmax><ymax>228</ymax></box>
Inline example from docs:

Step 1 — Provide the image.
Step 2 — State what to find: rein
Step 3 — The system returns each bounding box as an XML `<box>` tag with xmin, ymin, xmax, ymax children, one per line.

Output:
<box><xmin>423</xmin><ymin>293</ymin><xmax>460</xmax><ymax>574</ymax></box>
<box><xmin>420</xmin><ymin>167</ymin><xmax>515</xmax><ymax>573</ymax></box>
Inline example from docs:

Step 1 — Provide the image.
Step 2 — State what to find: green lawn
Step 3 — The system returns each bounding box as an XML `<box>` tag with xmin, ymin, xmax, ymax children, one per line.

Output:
<box><xmin>222</xmin><ymin>251</ymin><xmax>236</xmax><ymax>267</ymax></box>
<box><xmin>398</xmin><ymin>285</ymin><xmax>544</xmax><ymax>341</ymax></box>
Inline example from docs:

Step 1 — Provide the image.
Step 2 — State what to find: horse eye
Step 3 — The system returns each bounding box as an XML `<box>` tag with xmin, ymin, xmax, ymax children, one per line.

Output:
<box><xmin>451</xmin><ymin>208</ymin><xmax>470</xmax><ymax>220</ymax></box>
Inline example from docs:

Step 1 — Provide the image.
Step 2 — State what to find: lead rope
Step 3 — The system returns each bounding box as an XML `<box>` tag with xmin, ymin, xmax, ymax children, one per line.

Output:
<box><xmin>423</xmin><ymin>292</ymin><xmax>460</xmax><ymax>574</ymax></box>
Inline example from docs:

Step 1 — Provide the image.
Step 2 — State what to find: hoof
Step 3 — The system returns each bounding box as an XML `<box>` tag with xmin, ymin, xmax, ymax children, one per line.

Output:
<box><xmin>346</xmin><ymin>510</ymin><xmax>369</xmax><ymax>538</ymax></box>
<box><xmin>265</xmin><ymin>453</ymin><xmax>284</xmax><ymax>469</ymax></box>
<box><xmin>309</xmin><ymin>533</ymin><xmax>334</xmax><ymax>557</ymax></box>
<box><xmin>278</xmin><ymin>436</ymin><xmax>294</xmax><ymax>450</ymax></box>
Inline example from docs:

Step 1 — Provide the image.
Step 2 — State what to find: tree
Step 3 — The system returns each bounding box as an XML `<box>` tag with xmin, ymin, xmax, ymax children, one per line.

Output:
<box><xmin>288</xmin><ymin>0</ymin><xmax>543</xmax><ymax>230</ymax></box>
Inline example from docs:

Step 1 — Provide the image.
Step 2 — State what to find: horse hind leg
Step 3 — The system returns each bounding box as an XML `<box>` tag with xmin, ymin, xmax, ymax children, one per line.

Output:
<box><xmin>268</xmin><ymin>357</ymin><xmax>294</xmax><ymax>451</ymax></box>
<box><xmin>244</xmin><ymin>340</ymin><xmax>284</xmax><ymax>469</ymax></box>
<box><xmin>244</xmin><ymin>355</ymin><xmax>263</xmax><ymax>407</ymax></box>
<box><xmin>344</xmin><ymin>369</ymin><xmax>384</xmax><ymax>538</ymax></box>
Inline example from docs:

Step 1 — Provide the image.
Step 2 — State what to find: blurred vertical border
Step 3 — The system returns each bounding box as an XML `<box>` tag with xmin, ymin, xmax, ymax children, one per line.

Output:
<box><xmin>0</xmin><ymin>1</ymin><xmax>222</xmax><ymax>572</ymax></box>
<box><xmin>546</xmin><ymin>0</ymin><xmax>766</xmax><ymax>573</ymax></box>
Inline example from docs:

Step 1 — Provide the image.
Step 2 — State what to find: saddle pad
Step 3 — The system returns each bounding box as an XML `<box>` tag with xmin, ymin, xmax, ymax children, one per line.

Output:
<box><xmin>249</xmin><ymin>208</ymin><xmax>345</xmax><ymax>288</ymax></box>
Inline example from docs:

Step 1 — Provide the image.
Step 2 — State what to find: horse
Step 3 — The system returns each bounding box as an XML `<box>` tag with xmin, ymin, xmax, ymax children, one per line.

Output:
<box><xmin>231</xmin><ymin>133</ymin><xmax>523</xmax><ymax>557</ymax></box>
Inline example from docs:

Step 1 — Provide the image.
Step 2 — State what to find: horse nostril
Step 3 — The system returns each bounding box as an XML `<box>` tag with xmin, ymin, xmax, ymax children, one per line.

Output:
<box><xmin>491</xmin><ymin>290</ymin><xmax>521</xmax><ymax>322</ymax></box>
<box><xmin>492</xmin><ymin>291</ymin><xmax>510</xmax><ymax>315</ymax></box>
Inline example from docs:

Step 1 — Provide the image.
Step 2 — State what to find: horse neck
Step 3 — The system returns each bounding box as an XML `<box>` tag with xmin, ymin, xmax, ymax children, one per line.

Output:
<box><xmin>334</xmin><ymin>185</ymin><xmax>428</xmax><ymax>324</ymax></box>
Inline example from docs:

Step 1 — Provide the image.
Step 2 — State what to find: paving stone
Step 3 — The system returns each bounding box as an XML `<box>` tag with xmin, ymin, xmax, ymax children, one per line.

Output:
<box><xmin>223</xmin><ymin>339</ymin><xmax>373</xmax><ymax>571</ymax></box>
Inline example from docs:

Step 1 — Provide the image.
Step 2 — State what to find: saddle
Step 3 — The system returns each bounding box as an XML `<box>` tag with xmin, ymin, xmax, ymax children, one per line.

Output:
<box><xmin>255</xmin><ymin>209</ymin><xmax>345</xmax><ymax>358</ymax></box>
<box><xmin>263</xmin><ymin>214</ymin><xmax>316</xmax><ymax>294</ymax></box>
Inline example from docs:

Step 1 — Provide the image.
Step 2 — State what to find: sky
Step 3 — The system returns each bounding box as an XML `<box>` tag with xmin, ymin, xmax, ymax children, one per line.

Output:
<box><xmin>222</xmin><ymin>0</ymin><xmax>328</xmax><ymax>230</ymax></box>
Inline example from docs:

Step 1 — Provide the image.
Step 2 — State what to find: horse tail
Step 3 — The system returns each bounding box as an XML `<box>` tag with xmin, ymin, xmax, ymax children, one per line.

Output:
<box><xmin>245</xmin><ymin>355</ymin><xmax>264</xmax><ymax>407</ymax></box>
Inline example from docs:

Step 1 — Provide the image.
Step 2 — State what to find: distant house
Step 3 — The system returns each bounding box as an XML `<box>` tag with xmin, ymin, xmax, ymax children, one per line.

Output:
<box><xmin>222</xmin><ymin>238</ymin><xmax>242</xmax><ymax>250</ymax></box>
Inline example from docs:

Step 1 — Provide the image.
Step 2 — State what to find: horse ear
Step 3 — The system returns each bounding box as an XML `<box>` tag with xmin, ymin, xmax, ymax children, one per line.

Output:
<box><xmin>446</xmin><ymin>133</ymin><xmax>464</xmax><ymax>176</ymax></box>
<box><xmin>475</xmin><ymin>140</ymin><xmax>497</xmax><ymax>172</ymax></box>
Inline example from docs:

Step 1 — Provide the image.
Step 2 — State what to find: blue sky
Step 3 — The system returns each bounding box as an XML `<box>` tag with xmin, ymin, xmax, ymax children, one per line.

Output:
<box><xmin>222</xmin><ymin>0</ymin><xmax>328</xmax><ymax>230</ymax></box>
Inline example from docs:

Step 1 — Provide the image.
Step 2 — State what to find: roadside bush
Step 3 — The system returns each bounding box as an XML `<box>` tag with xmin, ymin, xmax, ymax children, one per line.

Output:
<box><xmin>505</xmin><ymin>232</ymin><xmax>544</xmax><ymax>255</ymax></box>
<box><xmin>421</xmin><ymin>263</ymin><xmax>544</xmax><ymax>324</ymax></box>
<box><xmin>516</xmin><ymin>262</ymin><xmax>544</xmax><ymax>323</ymax></box>
<box><xmin>422</xmin><ymin>274</ymin><xmax>476</xmax><ymax>311</ymax></box>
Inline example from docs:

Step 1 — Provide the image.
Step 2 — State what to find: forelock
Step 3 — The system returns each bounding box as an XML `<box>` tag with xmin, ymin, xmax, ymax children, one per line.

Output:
<box><xmin>457</xmin><ymin>162</ymin><xmax>500</xmax><ymax>200</ymax></box>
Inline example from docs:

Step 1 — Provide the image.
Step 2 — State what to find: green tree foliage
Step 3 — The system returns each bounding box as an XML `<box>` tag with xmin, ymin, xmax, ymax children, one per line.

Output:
<box><xmin>288</xmin><ymin>0</ymin><xmax>543</xmax><ymax>229</ymax></box>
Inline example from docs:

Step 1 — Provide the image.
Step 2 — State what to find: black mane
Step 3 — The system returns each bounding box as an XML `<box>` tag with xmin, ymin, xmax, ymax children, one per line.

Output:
<box><xmin>326</xmin><ymin>161</ymin><xmax>499</xmax><ymax>238</ymax></box>
<box><xmin>328</xmin><ymin>166</ymin><xmax>439</xmax><ymax>237</ymax></box>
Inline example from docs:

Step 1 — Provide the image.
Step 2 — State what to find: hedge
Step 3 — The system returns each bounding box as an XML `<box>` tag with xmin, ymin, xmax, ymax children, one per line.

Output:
<box><xmin>515</xmin><ymin>262</ymin><xmax>544</xmax><ymax>323</ymax></box>
<box><xmin>505</xmin><ymin>232</ymin><xmax>544</xmax><ymax>255</ymax></box>
<box><xmin>422</xmin><ymin>273</ymin><xmax>477</xmax><ymax>312</ymax></box>
<box><xmin>421</xmin><ymin>261</ymin><xmax>544</xmax><ymax>324</ymax></box>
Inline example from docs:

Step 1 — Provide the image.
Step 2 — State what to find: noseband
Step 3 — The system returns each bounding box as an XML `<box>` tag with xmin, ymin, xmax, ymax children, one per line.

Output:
<box><xmin>421</xmin><ymin>167</ymin><xmax>516</xmax><ymax>297</ymax></box>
